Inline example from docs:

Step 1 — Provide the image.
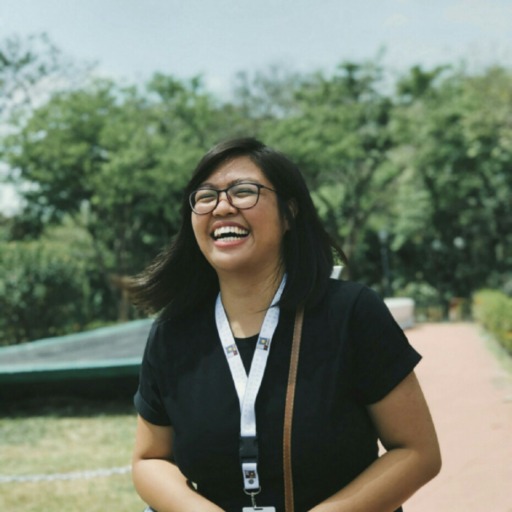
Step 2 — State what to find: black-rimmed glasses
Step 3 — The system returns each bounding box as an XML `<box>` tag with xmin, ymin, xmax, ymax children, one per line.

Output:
<box><xmin>189</xmin><ymin>182</ymin><xmax>277</xmax><ymax>215</ymax></box>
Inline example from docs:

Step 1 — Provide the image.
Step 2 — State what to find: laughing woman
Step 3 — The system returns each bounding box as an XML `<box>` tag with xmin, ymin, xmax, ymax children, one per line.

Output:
<box><xmin>128</xmin><ymin>138</ymin><xmax>441</xmax><ymax>512</ymax></box>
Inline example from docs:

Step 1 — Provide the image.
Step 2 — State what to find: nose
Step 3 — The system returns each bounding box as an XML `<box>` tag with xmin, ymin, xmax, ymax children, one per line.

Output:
<box><xmin>212</xmin><ymin>191</ymin><xmax>236</xmax><ymax>215</ymax></box>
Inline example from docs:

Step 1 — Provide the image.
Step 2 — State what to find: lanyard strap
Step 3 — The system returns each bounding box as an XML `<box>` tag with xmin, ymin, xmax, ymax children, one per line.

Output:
<box><xmin>215</xmin><ymin>277</ymin><xmax>286</xmax><ymax>492</ymax></box>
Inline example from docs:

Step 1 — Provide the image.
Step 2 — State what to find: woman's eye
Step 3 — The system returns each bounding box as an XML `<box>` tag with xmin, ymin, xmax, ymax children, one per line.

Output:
<box><xmin>232</xmin><ymin>186</ymin><xmax>257</xmax><ymax>198</ymax></box>
<box><xmin>196</xmin><ymin>190</ymin><xmax>217</xmax><ymax>203</ymax></box>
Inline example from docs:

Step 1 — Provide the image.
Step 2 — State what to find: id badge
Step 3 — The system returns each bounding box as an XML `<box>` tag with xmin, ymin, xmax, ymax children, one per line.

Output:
<box><xmin>242</xmin><ymin>508</ymin><xmax>276</xmax><ymax>511</ymax></box>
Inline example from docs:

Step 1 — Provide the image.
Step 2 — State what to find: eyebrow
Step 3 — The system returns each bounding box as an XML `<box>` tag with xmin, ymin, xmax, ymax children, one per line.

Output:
<box><xmin>198</xmin><ymin>178</ymin><xmax>260</xmax><ymax>188</ymax></box>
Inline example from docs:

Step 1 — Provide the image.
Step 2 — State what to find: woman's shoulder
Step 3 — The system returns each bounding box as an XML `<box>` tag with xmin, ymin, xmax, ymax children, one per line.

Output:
<box><xmin>321</xmin><ymin>278</ymin><xmax>391</xmax><ymax>324</ymax></box>
<box><xmin>325</xmin><ymin>278</ymin><xmax>367</xmax><ymax>305</ymax></box>
<box><xmin>306</xmin><ymin>279</ymin><xmax>365</xmax><ymax>330</ymax></box>
<box><xmin>148</xmin><ymin>299</ymin><xmax>215</xmax><ymax>346</ymax></box>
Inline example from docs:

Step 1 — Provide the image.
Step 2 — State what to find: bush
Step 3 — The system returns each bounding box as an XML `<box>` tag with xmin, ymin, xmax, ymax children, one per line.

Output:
<box><xmin>473</xmin><ymin>289</ymin><xmax>512</xmax><ymax>354</ymax></box>
<box><xmin>0</xmin><ymin>240</ymin><xmax>91</xmax><ymax>345</ymax></box>
<box><xmin>394</xmin><ymin>281</ymin><xmax>444</xmax><ymax>321</ymax></box>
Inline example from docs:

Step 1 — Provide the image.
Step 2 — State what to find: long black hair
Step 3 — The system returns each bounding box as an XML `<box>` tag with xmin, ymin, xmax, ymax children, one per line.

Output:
<box><xmin>126</xmin><ymin>137</ymin><xmax>347</xmax><ymax>318</ymax></box>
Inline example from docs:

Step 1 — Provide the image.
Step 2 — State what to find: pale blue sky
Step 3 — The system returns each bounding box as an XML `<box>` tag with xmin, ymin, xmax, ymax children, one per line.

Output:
<box><xmin>1</xmin><ymin>0</ymin><xmax>512</xmax><ymax>95</ymax></box>
<box><xmin>1</xmin><ymin>0</ymin><xmax>512</xmax><ymax>212</ymax></box>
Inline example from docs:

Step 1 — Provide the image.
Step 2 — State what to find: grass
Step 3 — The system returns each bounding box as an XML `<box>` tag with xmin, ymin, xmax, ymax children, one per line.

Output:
<box><xmin>0</xmin><ymin>397</ymin><xmax>147</xmax><ymax>511</ymax></box>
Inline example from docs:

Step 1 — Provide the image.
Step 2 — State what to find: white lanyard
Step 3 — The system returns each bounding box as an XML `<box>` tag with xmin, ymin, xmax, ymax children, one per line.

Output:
<box><xmin>215</xmin><ymin>276</ymin><xmax>285</xmax><ymax>494</ymax></box>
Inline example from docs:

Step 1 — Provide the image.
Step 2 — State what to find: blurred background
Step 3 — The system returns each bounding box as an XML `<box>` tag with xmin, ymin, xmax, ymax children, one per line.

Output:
<box><xmin>1</xmin><ymin>0</ymin><xmax>511</xmax><ymax>347</ymax></box>
<box><xmin>1</xmin><ymin>3</ymin><xmax>512</xmax><ymax>511</ymax></box>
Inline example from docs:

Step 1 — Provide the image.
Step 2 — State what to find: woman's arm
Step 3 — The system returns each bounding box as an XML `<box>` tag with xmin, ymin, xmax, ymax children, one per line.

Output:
<box><xmin>309</xmin><ymin>371</ymin><xmax>441</xmax><ymax>512</ymax></box>
<box><xmin>132</xmin><ymin>415</ymin><xmax>224</xmax><ymax>512</ymax></box>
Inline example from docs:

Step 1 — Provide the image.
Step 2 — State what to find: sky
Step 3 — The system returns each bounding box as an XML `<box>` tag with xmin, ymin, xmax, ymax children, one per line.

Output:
<box><xmin>2</xmin><ymin>0</ymin><xmax>512</xmax><ymax>93</ymax></box>
<box><xmin>1</xmin><ymin>0</ymin><xmax>512</xmax><ymax>212</ymax></box>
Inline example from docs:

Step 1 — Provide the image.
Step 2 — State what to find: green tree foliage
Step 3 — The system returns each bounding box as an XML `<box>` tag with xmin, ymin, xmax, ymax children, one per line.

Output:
<box><xmin>232</xmin><ymin>64</ymin><xmax>305</xmax><ymax>132</ymax></box>
<box><xmin>261</xmin><ymin>61</ymin><xmax>398</xmax><ymax>274</ymax></box>
<box><xmin>0</xmin><ymin>33</ymin><xmax>57</xmax><ymax>119</ymax></box>
<box><xmin>2</xmin><ymin>75</ymin><xmax>231</xmax><ymax>322</ymax></box>
<box><xmin>2</xmin><ymin>35</ymin><xmax>512</xmax><ymax>342</ymax></box>
<box><xmin>0</xmin><ymin>239</ymin><xmax>90</xmax><ymax>344</ymax></box>
<box><xmin>391</xmin><ymin>65</ymin><xmax>512</xmax><ymax>309</ymax></box>
<box><xmin>0</xmin><ymin>33</ymin><xmax>86</xmax><ymax>123</ymax></box>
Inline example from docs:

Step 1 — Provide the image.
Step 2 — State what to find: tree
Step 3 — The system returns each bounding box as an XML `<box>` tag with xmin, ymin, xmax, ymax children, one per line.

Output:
<box><xmin>0</xmin><ymin>33</ymin><xmax>86</xmax><ymax>122</ymax></box>
<box><xmin>1</xmin><ymin>75</ymin><xmax>231</xmax><ymax>321</ymax></box>
<box><xmin>231</xmin><ymin>64</ymin><xmax>305</xmax><ymax>135</ymax></box>
<box><xmin>0</xmin><ymin>238</ymin><xmax>91</xmax><ymax>344</ymax></box>
<box><xmin>390</xmin><ymin>65</ymin><xmax>512</xmax><ymax>309</ymax></box>
<box><xmin>260</xmin><ymin>61</ymin><xmax>399</xmax><ymax>281</ymax></box>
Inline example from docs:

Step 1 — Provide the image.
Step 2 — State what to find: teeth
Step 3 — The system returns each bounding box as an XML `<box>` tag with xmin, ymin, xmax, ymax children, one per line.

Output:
<box><xmin>213</xmin><ymin>226</ymin><xmax>249</xmax><ymax>239</ymax></box>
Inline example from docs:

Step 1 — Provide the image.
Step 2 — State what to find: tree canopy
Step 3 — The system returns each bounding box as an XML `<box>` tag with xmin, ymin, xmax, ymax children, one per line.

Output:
<box><xmin>1</xmin><ymin>34</ymin><xmax>511</xmax><ymax>343</ymax></box>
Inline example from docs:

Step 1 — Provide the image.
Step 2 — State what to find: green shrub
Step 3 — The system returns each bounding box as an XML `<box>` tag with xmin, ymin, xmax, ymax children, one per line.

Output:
<box><xmin>0</xmin><ymin>240</ymin><xmax>91</xmax><ymax>345</ymax></box>
<box><xmin>394</xmin><ymin>281</ymin><xmax>444</xmax><ymax>321</ymax></box>
<box><xmin>473</xmin><ymin>289</ymin><xmax>512</xmax><ymax>354</ymax></box>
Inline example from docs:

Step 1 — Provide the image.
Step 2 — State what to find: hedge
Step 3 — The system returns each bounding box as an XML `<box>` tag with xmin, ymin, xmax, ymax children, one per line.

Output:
<box><xmin>472</xmin><ymin>289</ymin><xmax>512</xmax><ymax>354</ymax></box>
<box><xmin>0</xmin><ymin>240</ymin><xmax>91</xmax><ymax>345</ymax></box>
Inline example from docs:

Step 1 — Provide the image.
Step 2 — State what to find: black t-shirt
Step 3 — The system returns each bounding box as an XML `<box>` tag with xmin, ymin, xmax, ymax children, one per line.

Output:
<box><xmin>135</xmin><ymin>280</ymin><xmax>421</xmax><ymax>512</ymax></box>
<box><xmin>234</xmin><ymin>333</ymin><xmax>258</xmax><ymax>373</ymax></box>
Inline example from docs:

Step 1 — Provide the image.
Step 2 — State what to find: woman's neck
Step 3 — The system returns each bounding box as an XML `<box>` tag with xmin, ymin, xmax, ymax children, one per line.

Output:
<box><xmin>218</xmin><ymin>267</ymin><xmax>284</xmax><ymax>338</ymax></box>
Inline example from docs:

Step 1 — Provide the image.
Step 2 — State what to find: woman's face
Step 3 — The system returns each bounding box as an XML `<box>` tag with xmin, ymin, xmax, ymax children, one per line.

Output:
<box><xmin>191</xmin><ymin>156</ymin><xmax>288</xmax><ymax>279</ymax></box>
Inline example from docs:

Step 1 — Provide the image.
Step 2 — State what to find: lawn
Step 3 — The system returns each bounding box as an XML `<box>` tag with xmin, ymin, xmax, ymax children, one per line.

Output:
<box><xmin>0</xmin><ymin>398</ymin><xmax>147</xmax><ymax>511</ymax></box>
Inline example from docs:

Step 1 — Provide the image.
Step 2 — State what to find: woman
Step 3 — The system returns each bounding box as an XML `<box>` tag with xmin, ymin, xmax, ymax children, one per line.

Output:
<box><xmin>129</xmin><ymin>138</ymin><xmax>441</xmax><ymax>512</ymax></box>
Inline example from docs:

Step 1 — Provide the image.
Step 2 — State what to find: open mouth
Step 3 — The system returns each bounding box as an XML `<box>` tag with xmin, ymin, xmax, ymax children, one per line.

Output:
<box><xmin>211</xmin><ymin>226</ymin><xmax>250</xmax><ymax>241</ymax></box>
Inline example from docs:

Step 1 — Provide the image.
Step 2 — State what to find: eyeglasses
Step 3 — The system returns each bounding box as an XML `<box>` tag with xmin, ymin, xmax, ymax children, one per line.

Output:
<box><xmin>189</xmin><ymin>182</ymin><xmax>277</xmax><ymax>215</ymax></box>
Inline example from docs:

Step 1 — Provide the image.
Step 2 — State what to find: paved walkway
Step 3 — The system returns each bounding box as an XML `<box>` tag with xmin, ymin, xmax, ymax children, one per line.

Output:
<box><xmin>404</xmin><ymin>323</ymin><xmax>512</xmax><ymax>512</ymax></box>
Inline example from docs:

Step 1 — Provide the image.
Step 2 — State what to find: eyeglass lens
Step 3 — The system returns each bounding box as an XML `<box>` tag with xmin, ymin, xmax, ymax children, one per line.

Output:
<box><xmin>191</xmin><ymin>183</ymin><xmax>261</xmax><ymax>214</ymax></box>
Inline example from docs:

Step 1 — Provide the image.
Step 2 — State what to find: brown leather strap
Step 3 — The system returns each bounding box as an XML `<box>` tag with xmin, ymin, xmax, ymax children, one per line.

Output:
<box><xmin>283</xmin><ymin>306</ymin><xmax>304</xmax><ymax>512</ymax></box>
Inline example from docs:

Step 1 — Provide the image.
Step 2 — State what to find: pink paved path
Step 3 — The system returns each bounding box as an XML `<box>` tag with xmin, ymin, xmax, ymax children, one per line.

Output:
<box><xmin>403</xmin><ymin>323</ymin><xmax>512</xmax><ymax>512</ymax></box>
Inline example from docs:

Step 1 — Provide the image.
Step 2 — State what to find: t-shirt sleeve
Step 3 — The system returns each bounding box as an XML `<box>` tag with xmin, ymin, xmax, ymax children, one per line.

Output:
<box><xmin>349</xmin><ymin>286</ymin><xmax>421</xmax><ymax>404</ymax></box>
<box><xmin>134</xmin><ymin>320</ymin><xmax>172</xmax><ymax>426</ymax></box>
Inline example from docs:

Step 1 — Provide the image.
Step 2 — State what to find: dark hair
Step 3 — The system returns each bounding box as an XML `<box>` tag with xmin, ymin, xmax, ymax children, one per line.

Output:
<box><xmin>126</xmin><ymin>137</ymin><xmax>347</xmax><ymax>318</ymax></box>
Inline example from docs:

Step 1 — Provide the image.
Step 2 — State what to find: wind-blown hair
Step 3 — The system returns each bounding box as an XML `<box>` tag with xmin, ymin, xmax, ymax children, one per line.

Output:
<box><xmin>126</xmin><ymin>137</ymin><xmax>347</xmax><ymax>319</ymax></box>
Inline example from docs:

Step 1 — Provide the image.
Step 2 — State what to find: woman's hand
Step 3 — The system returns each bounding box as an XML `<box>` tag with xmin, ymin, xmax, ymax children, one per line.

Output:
<box><xmin>132</xmin><ymin>415</ymin><xmax>224</xmax><ymax>512</ymax></box>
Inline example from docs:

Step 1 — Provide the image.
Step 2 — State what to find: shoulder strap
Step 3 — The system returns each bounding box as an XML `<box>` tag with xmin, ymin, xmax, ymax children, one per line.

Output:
<box><xmin>283</xmin><ymin>306</ymin><xmax>304</xmax><ymax>512</ymax></box>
